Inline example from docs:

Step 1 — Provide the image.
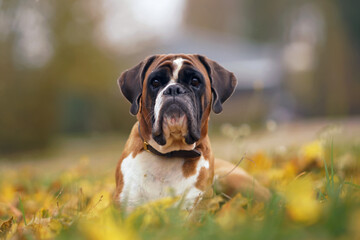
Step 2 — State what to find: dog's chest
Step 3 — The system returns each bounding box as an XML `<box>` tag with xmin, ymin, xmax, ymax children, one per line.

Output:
<box><xmin>119</xmin><ymin>151</ymin><xmax>209</xmax><ymax>208</ymax></box>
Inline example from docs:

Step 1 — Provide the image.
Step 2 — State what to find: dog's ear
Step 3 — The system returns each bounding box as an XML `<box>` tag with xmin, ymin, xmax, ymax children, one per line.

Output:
<box><xmin>118</xmin><ymin>55</ymin><xmax>157</xmax><ymax>115</ymax></box>
<box><xmin>197</xmin><ymin>55</ymin><xmax>237</xmax><ymax>114</ymax></box>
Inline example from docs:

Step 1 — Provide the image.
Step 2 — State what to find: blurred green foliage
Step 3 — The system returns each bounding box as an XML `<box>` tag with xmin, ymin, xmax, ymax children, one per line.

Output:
<box><xmin>0</xmin><ymin>0</ymin><xmax>359</xmax><ymax>153</ymax></box>
<box><xmin>0</xmin><ymin>0</ymin><xmax>137</xmax><ymax>153</ymax></box>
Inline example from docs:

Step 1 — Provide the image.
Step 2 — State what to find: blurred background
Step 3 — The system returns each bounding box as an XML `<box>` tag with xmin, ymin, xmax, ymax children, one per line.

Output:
<box><xmin>0</xmin><ymin>0</ymin><xmax>359</xmax><ymax>157</ymax></box>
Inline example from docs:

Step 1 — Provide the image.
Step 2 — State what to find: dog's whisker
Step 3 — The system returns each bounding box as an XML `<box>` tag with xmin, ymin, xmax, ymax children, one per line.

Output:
<box><xmin>143</xmin><ymin>111</ymin><xmax>154</xmax><ymax>126</ymax></box>
<box><xmin>140</xmin><ymin>110</ymin><xmax>154</xmax><ymax>127</ymax></box>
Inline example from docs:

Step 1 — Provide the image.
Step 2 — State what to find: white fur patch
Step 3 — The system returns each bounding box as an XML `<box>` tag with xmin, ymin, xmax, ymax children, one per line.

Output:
<box><xmin>170</xmin><ymin>58</ymin><xmax>184</xmax><ymax>83</ymax></box>
<box><xmin>119</xmin><ymin>151</ymin><xmax>209</xmax><ymax>209</ymax></box>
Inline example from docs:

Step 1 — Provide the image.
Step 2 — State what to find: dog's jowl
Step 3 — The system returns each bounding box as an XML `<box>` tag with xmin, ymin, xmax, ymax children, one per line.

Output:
<box><xmin>114</xmin><ymin>54</ymin><xmax>270</xmax><ymax>210</ymax></box>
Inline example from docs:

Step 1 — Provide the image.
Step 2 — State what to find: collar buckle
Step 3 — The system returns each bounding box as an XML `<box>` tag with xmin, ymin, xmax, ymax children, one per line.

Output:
<box><xmin>143</xmin><ymin>141</ymin><xmax>150</xmax><ymax>152</ymax></box>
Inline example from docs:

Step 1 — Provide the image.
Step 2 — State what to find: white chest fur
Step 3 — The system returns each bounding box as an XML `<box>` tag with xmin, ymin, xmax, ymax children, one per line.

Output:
<box><xmin>119</xmin><ymin>151</ymin><xmax>209</xmax><ymax>209</ymax></box>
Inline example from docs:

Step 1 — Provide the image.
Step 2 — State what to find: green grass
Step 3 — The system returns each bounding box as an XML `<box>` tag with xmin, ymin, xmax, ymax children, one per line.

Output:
<box><xmin>0</xmin><ymin>139</ymin><xmax>359</xmax><ymax>240</ymax></box>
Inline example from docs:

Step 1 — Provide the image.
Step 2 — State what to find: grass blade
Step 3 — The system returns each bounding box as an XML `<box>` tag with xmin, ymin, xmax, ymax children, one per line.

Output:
<box><xmin>18</xmin><ymin>196</ymin><xmax>27</xmax><ymax>226</ymax></box>
<box><xmin>344</xmin><ymin>181</ymin><xmax>360</xmax><ymax>190</ymax></box>
<box><xmin>330</xmin><ymin>139</ymin><xmax>335</xmax><ymax>190</ymax></box>
<box><xmin>323</xmin><ymin>149</ymin><xmax>330</xmax><ymax>195</ymax></box>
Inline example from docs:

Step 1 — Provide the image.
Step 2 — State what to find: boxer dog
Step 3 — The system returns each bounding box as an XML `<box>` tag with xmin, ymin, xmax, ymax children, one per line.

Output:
<box><xmin>114</xmin><ymin>54</ymin><xmax>270</xmax><ymax>210</ymax></box>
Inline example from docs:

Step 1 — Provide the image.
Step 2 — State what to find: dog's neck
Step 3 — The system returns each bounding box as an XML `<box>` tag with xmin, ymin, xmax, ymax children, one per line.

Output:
<box><xmin>138</xmin><ymin>122</ymin><xmax>197</xmax><ymax>154</ymax></box>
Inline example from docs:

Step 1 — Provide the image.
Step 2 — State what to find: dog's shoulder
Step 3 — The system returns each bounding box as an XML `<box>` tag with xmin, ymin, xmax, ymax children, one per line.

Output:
<box><xmin>114</xmin><ymin>122</ymin><xmax>142</xmax><ymax>201</ymax></box>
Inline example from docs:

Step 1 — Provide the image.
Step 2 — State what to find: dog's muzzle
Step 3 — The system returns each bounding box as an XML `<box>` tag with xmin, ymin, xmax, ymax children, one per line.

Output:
<box><xmin>152</xmin><ymin>84</ymin><xmax>200</xmax><ymax>146</ymax></box>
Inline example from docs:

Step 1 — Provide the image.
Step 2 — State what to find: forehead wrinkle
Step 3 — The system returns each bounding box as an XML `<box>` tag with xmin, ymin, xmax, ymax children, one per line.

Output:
<box><xmin>158</xmin><ymin>60</ymin><xmax>174</xmax><ymax>70</ymax></box>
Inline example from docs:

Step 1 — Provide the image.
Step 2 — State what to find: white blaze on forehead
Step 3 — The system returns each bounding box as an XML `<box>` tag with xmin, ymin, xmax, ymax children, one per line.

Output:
<box><xmin>170</xmin><ymin>58</ymin><xmax>184</xmax><ymax>83</ymax></box>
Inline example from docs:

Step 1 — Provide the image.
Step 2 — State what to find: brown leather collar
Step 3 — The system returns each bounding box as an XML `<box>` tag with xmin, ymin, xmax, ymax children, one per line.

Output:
<box><xmin>138</xmin><ymin>124</ymin><xmax>201</xmax><ymax>159</ymax></box>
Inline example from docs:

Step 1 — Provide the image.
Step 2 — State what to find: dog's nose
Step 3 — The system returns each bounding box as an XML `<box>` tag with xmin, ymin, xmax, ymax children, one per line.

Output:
<box><xmin>163</xmin><ymin>85</ymin><xmax>186</xmax><ymax>96</ymax></box>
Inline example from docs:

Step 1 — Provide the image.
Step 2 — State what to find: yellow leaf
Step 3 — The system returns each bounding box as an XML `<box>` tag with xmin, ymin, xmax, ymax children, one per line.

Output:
<box><xmin>0</xmin><ymin>217</ymin><xmax>13</xmax><ymax>238</ymax></box>
<box><xmin>299</xmin><ymin>140</ymin><xmax>324</xmax><ymax>169</ymax></box>
<box><xmin>126</xmin><ymin>197</ymin><xmax>180</xmax><ymax>228</ymax></box>
<box><xmin>80</xmin><ymin>208</ymin><xmax>138</xmax><ymax>240</ymax></box>
<box><xmin>216</xmin><ymin>194</ymin><xmax>247</xmax><ymax>229</ymax></box>
<box><xmin>285</xmin><ymin>175</ymin><xmax>321</xmax><ymax>224</ymax></box>
<box><xmin>0</xmin><ymin>185</ymin><xmax>16</xmax><ymax>202</ymax></box>
<box><xmin>246</xmin><ymin>152</ymin><xmax>272</xmax><ymax>172</ymax></box>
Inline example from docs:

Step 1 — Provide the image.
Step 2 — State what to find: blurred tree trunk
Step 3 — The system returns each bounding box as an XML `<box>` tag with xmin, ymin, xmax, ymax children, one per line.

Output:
<box><xmin>316</xmin><ymin>0</ymin><xmax>355</xmax><ymax>116</ymax></box>
<box><xmin>335</xmin><ymin>0</ymin><xmax>360</xmax><ymax>114</ymax></box>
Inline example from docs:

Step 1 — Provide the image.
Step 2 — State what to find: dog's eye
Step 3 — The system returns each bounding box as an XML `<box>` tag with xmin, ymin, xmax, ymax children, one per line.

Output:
<box><xmin>190</xmin><ymin>77</ymin><xmax>200</xmax><ymax>87</ymax></box>
<box><xmin>151</xmin><ymin>79</ymin><xmax>161</xmax><ymax>88</ymax></box>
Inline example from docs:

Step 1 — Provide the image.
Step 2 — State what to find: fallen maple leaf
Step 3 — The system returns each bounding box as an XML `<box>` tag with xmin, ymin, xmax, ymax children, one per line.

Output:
<box><xmin>0</xmin><ymin>216</ymin><xmax>13</xmax><ymax>239</ymax></box>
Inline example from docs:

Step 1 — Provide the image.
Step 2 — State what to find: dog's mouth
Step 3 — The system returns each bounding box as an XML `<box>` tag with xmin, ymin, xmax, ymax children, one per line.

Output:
<box><xmin>152</xmin><ymin>100</ymin><xmax>200</xmax><ymax>146</ymax></box>
<box><xmin>162</xmin><ymin>104</ymin><xmax>188</xmax><ymax>138</ymax></box>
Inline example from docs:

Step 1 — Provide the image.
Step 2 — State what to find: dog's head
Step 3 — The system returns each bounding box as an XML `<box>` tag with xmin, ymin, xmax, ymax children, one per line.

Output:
<box><xmin>118</xmin><ymin>54</ymin><xmax>237</xmax><ymax>153</ymax></box>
